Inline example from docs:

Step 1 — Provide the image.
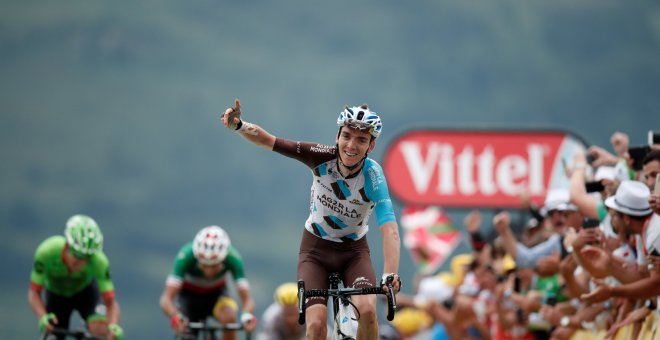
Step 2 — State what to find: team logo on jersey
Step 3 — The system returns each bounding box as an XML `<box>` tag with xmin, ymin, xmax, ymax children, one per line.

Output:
<box><xmin>349</xmin><ymin>199</ymin><xmax>363</xmax><ymax>206</ymax></box>
<box><xmin>309</xmin><ymin>144</ymin><xmax>334</xmax><ymax>154</ymax></box>
<box><xmin>316</xmin><ymin>194</ymin><xmax>360</xmax><ymax>218</ymax></box>
<box><xmin>34</xmin><ymin>261</ymin><xmax>44</xmax><ymax>274</ymax></box>
<box><xmin>367</xmin><ymin>167</ymin><xmax>383</xmax><ymax>192</ymax></box>
<box><xmin>353</xmin><ymin>276</ymin><xmax>373</xmax><ymax>288</ymax></box>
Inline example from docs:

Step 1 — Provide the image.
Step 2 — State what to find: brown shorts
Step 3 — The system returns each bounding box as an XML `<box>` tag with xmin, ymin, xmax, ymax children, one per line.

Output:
<box><xmin>297</xmin><ymin>229</ymin><xmax>377</xmax><ymax>307</ymax></box>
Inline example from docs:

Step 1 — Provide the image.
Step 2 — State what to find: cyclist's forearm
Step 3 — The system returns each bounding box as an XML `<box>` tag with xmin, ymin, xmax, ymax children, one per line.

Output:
<box><xmin>236</xmin><ymin>121</ymin><xmax>276</xmax><ymax>150</ymax></box>
<box><xmin>159</xmin><ymin>286</ymin><xmax>181</xmax><ymax>318</ymax></box>
<box><xmin>238</xmin><ymin>286</ymin><xmax>255</xmax><ymax>313</ymax></box>
<box><xmin>27</xmin><ymin>288</ymin><xmax>47</xmax><ymax>318</ymax></box>
<box><xmin>380</xmin><ymin>222</ymin><xmax>400</xmax><ymax>274</ymax></box>
<box><xmin>105</xmin><ymin>299</ymin><xmax>121</xmax><ymax>324</ymax></box>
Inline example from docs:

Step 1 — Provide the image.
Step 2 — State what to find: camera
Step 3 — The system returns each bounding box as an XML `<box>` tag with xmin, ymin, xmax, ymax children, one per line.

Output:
<box><xmin>628</xmin><ymin>145</ymin><xmax>651</xmax><ymax>171</ymax></box>
<box><xmin>582</xmin><ymin>218</ymin><xmax>600</xmax><ymax>229</ymax></box>
<box><xmin>585</xmin><ymin>180</ymin><xmax>605</xmax><ymax>193</ymax></box>
<box><xmin>586</xmin><ymin>154</ymin><xmax>597</xmax><ymax>165</ymax></box>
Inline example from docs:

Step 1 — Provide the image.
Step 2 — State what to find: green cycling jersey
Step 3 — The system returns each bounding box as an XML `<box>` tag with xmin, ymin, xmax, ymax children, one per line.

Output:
<box><xmin>30</xmin><ymin>236</ymin><xmax>114</xmax><ymax>297</ymax></box>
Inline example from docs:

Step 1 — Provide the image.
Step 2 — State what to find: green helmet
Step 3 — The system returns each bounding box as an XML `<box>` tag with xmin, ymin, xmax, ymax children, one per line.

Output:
<box><xmin>64</xmin><ymin>214</ymin><xmax>103</xmax><ymax>256</ymax></box>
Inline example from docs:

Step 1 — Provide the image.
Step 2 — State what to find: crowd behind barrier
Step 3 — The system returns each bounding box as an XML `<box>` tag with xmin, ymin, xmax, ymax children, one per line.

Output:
<box><xmin>384</xmin><ymin>130</ymin><xmax>660</xmax><ymax>340</ymax></box>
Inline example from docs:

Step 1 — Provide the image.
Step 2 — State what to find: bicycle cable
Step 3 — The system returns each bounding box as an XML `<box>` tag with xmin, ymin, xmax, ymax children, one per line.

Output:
<box><xmin>335</xmin><ymin>296</ymin><xmax>361</xmax><ymax>339</ymax></box>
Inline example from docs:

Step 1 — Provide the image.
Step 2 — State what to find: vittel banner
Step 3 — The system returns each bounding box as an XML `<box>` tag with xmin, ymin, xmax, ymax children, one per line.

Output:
<box><xmin>383</xmin><ymin>130</ymin><xmax>587</xmax><ymax>208</ymax></box>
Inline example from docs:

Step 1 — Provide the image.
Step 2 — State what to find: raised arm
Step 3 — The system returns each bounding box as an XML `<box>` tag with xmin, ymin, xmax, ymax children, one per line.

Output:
<box><xmin>493</xmin><ymin>211</ymin><xmax>518</xmax><ymax>260</ymax></box>
<box><xmin>569</xmin><ymin>151</ymin><xmax>599</xmax><ymax>219</ymax></box>
<box><xmin>220</xmin><ymin>99</ymin><xmax>276</xmax><ymax>150</ymax></box>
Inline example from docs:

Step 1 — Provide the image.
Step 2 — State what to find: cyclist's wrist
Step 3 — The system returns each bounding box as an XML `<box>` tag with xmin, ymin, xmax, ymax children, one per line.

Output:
<box><xmin>381</xmin><ymin>273</ymin><xmax>395</xmax><ymax>284</ymax></box>
<box><xmin>170</xmin><ymin>313</ymin><xmax>185</xmax><ymax>329</ymax></box>
<box><xmin>234</xmin><ymin>119</ymin><xmax>244</xmax><ymax>131</ymax></box>
<box><xmin>380</xmin><ymin>273</ymin><xmax>402</xmax><ymax>290</ymax></box>
<box><xmin>240</xmin><ymin>311</ymin><xmax>256</xmax><ymax>325</ymax></box>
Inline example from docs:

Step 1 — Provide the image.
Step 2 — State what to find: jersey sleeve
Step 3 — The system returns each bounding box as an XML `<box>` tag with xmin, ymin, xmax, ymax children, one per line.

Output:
<box><xmin>514</xmin><ymin>234</ymin><xmax>562</xmax><ymax>268</ymax></box>
<box><xmin>92</xmin><ymin>252</ymin><xmax>115</xmax><ymax>294</ymax></box>
<box><xmin>273</xmin><ymin>138</ymin><xmax>336</xmax><ymax>170</ymax></box>
<box><xmin>596</xmin><ymin>199</ymin><xmax>608</xmax><ymax>221</ymax></box>
<box><xmin>30</xmin><ymin>240</ymin><xmax>50</xmax><ymax>288</ymax></box>
<box><xmin>166</xmin><ymin>244</ymin><xmax>193</xmax><ymax>288</ymax></box>
<box><xmin>363</xmin><ymin>159</ymin><xmax>396</xmax><ymax>226</ymax></box>
<box><xmin>224</xmin><ymin>246</ymin><xmax>249</xmax><ymax>289</ymax></box>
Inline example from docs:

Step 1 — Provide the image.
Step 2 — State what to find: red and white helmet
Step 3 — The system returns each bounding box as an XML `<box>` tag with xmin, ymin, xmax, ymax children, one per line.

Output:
<box><xmin>193</xmin><ymin>226</ymin><xmax>231</xmax><ymax>265</ymax></box>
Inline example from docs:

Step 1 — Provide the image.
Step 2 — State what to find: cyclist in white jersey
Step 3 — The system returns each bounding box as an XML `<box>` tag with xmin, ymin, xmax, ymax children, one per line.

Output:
<box><xmin>221</xmin><ymin>99</ymin><xmax>401</xmax><ymax>340</ymax></box>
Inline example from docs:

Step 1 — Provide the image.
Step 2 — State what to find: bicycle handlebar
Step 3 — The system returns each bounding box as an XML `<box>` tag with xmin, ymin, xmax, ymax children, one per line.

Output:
<box><xmin>187</xmin><ymin>321</ymin><xmax>246</xmax><ymax>331</ymax></box>
<box><xmin>183</xmin><ymin>322</ymin><xmax>252</xmax><ymax>340</ymax></box>
<box><xmin>297</xmin><ymin>275</ymin><xmax>397</xmax><ymax>325</ymax></box>
<box><xmin>41</xmin><ymin>328</ymin><xmax>105</xmax><ymax>340</ymax></box>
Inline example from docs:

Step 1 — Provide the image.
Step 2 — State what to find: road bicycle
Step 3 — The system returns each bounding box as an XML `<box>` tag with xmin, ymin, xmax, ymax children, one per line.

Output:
<box><xmin>297</xmin><ymin>272</ymin><xmax>397</xmax><ymax>340</ymax></box>
<box><xmin>176</xmin><ymin>320</ymin><xmax>252</xmax><ymax>340</ymax></box>
<box><xmin>40</xmin><ymin>327</ymin><xmax>106</xmax><ymax>340</ymax></box>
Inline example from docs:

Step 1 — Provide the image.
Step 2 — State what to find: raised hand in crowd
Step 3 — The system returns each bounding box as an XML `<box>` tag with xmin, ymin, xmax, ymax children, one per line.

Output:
<box><xmin>580</xmin><ymin>279</ymin><xmax>612</xmax><ymax>304</ymax></box>
<box><xmin>493</xmin><ymin>211</ymin><xmax>512</xmax><ymax>235</ymax></box>
<box><xmin>610</xmin><ymin>131</ymin><xmax>630</xmax><ymax>158</ymax></box>
<box><xmin>572</xmin><ymin>227</ymin><xmax>603</xmax><ymax>252</ymax></box>
<box><xmin>577</xmin><ymin>246</ymin><xmax>610</xmax><ymax>280</ymax></box>
<box><xmin>586</xmin><ymin>145</ymin><xmax>619</xmax><ymax>168</ymax></box>
<box><xmin>463</xmin><ymin>209</ymin><xmax>482</xmax><ymax>235</ymax></box>
<box><xmin>558</xmin><ymin>255</ymin><xmax>590</xmax><ymax>299</ymax></box>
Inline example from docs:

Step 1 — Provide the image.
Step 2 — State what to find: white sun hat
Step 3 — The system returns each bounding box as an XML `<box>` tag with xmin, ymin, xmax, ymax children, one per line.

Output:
<box><xmin>542</xmin><ymin>188</ymin><xmax>578</xmax><ymax>215</ymax></box>
<box><xmin>604</xmin><ymin>180</ymin><xmax>652</xmax><ymax>216</ymax></box>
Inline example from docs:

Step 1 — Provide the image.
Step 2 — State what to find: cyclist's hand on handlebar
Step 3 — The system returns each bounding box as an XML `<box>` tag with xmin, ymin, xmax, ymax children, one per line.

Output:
<box><xmin>39</xmin><ymin>313</ymin><xmax>58</xmax><ymax>332</ymax></box>
<box><xmin>380</xmin><ymin>273</ymin><xmax>402</xmax><ymax>296</ymax></box>
<box><xmin>221</xmin><ymin>99</ymin><xmax>242</xmax><ymax>130</ymax></box>
<box><xmin>108</xmin><ymin>323</ymin><xmax>124</xmax><ymax>340</ymax></box>
<box><xmin>240</xmin><ymin>312</ymin><xmax>258</xmax><ymax>332</ymax></box>
<box><xmin>170</xmin><ymin>313</ymin><xmax>188</xmax><ymax>335</ymax></box>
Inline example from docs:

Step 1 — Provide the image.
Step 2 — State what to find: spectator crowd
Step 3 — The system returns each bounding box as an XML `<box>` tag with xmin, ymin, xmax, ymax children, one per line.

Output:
<box><xmin>384</xmin><ymin>131</ymin><xmax>660</xmax><ymax>340</ymax></box>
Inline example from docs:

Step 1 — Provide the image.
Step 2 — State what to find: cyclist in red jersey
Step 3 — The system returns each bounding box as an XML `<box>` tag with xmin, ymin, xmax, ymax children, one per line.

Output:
<box><xmin>220</xmin><ymin>99</ymin><xmax>401</xmax><ymax>340</ymax></box>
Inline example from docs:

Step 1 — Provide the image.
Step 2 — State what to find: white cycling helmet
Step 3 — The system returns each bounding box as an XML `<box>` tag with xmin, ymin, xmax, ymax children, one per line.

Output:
<box><xmin>193</xmin><ymin>226</ymin><xmax>231</xmax><ymax>265</ymax></box>
<box><xmin>65</xmin><ymin>214</ymin><xmax>103</xmax><ymax>257</ymax></box>
<box><xmin>337</xmin><ymin>104</ymin><xmax>382</xmax><ymax>139</ymax></box>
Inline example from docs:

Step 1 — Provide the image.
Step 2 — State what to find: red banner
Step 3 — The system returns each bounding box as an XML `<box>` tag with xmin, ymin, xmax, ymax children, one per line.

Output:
<box><xmin>383</xmin><ymin>130</ymin><xmax>587</xmax><ymax>208</ymax></box>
